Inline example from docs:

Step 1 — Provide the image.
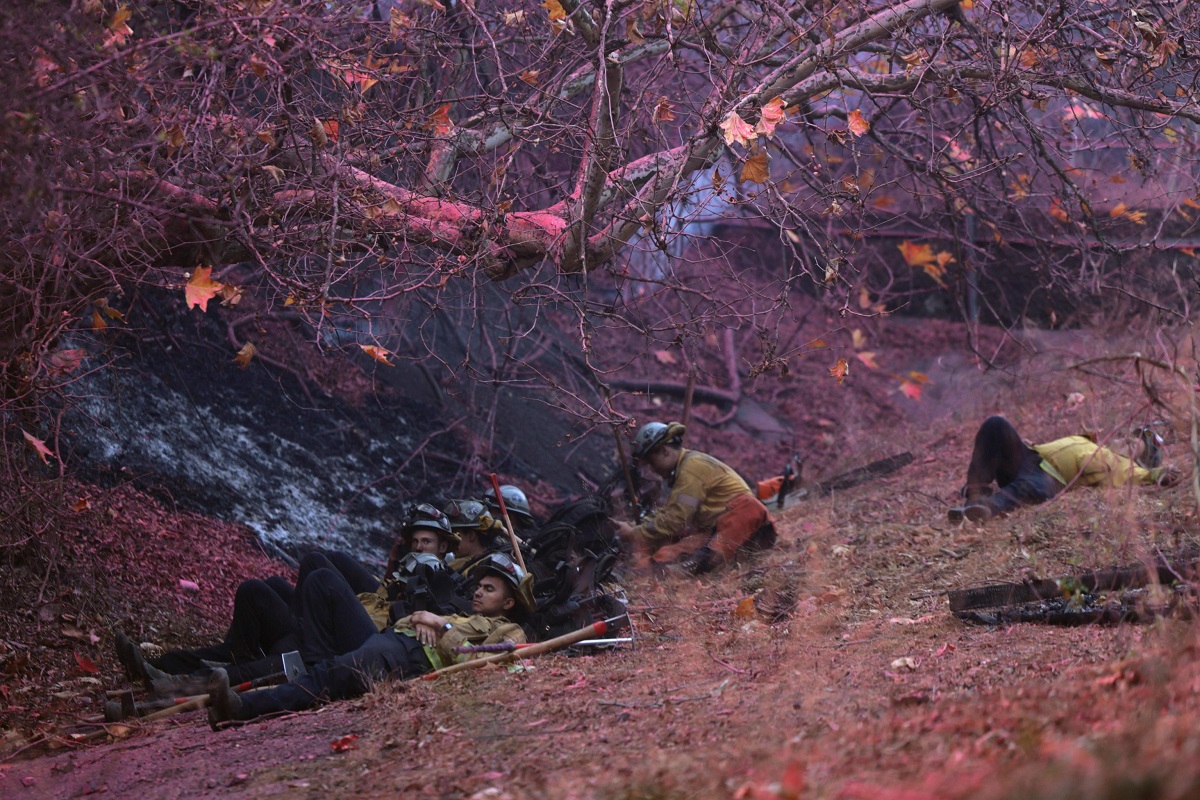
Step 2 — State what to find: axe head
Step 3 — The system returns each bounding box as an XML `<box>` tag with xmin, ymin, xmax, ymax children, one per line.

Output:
<box><xmin>280</xmin><ymin>650</ymin><xmax>306</xmax><ymax>682</ymax></box>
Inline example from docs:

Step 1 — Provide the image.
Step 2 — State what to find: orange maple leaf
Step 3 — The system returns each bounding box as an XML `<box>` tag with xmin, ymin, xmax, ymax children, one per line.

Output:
<box><xmin>428</xmin><ymin>103</ymin><xmax>455</xmax><ymax>137</ymax></box>
<box><xmin>829</xmin><ymin>357</ymin><xmax>849</xmax><ymax>385</ymax></box>
<box><xmin>756</xmin><ymin>96</ymin><xmax>786</xmax><ymax>137</ymax></box>
<box><xmin>897</xmin><ymin>240</ymin><xmax>935</xmax><ymax>267</ymax></box>
<box><xmin>1049</xmin><ymin>198</ymin><xmax>1070</xmax><ymax>223</ymax></box>
<box><xmin>22</xmin><ymin>430</ymin><xmax>56</xmax><ymax>464</ymax></box>
<box><xmin>847</xmin><ymin>109</ymin><xmax>870</xmax><ymax>137</ymax></box>
<box><xmin>360</xmin><ymin>344</ymin><xmax>395</xmax><ymax>366</ymax></box>
<box><xmin>653</xmin><ymin>97</ymin><xmax>675</xmax><ymax>124</ymax></box>
<box><xmin>898</xmin><ymin>380</ymin><xmax>923</xmax><ymax>400</ymax></box>
<box><xmin>740</xmin><ymin>152</ymin><xmax>770</xmax><ymax>184</ymax></box>
<box><xmin>185</xmin><ymin>267</ymin><xmax>223</xmax><ymax>312</ymax></box>
<box><xmin>719</xmin><ymin>111</ymin><xmax>757</xmax><ymax>147</ymax></box>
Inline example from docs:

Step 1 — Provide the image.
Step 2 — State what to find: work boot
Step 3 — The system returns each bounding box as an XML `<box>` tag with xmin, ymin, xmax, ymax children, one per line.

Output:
<box><xmin>114</xmin><ymin>630</ymin><xmax>175</xmax><ymax>688</ymax></box>
<box><xmin>947</xmin><ymin>504</ymin><xmax>992</xmax><ymax>524</ymax></box>
<box><xmin>206</xmin><ymin>668</ymin><xmax>244</xmax><ymax>730</ymax></box>
<box><xmin>674</xmin><ymin>546</ymin><xmax>718</xmax><ymax>576</ymax></box>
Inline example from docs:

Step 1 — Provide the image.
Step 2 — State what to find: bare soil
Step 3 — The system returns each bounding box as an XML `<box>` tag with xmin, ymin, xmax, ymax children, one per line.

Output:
<box><xmin>4</xmin><ymin>315</ymin><xmax>1200</xmax><ymax>800</ymax></box>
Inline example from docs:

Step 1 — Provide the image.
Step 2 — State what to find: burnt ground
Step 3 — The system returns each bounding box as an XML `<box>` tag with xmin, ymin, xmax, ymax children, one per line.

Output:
<box><xmin>5</xmin><ymin>309</ymin><xmax>1200</xmax><ymax>799</ymax></box>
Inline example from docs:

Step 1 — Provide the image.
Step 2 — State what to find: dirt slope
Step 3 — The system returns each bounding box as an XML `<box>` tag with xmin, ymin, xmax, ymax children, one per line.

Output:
<box><xmin>4</xmin><ymin>317</ymin><xmax>1200</xmax><ymax>799</ymax></box>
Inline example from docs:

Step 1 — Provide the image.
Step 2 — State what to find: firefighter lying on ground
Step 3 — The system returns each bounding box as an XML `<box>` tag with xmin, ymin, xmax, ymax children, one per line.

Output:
<box><xmin>116</xmin><ymin>504</ymin><xmax>469</xmax><ymax>695</ymax></box>
<box><xmin>611</xmin><ymin>421</ymin><xmax>776</xmax><ymax>575</ymax></box>
<box><xmin>947</xmin><ymin>415</ymin><xmax>1179</xmax><ymax>523</ymax></box>
<box><xmin>205</xmin><ymin>552</ymin><xmax>534</xmax><ymax>726</ymax></box>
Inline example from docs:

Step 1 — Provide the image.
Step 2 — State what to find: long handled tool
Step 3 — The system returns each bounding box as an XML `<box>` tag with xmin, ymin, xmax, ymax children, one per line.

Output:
<box><xmin>424</xmin><ymin>614</ymin><xmax>629</xmax><ymax>680</ymax></box>
<box><xmin>488</xmin><ymin>473</ymin><xmax>528</xmax><ymax>572</ymax></box>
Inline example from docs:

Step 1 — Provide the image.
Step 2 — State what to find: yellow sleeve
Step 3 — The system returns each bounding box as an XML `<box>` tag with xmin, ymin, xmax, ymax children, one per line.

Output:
<box><xmin>633</xmin><ymin>456</ymin><xmax>706</xmax><ymax>545</ymax></box>
<box><xmin>436</xmin><ymin>616</ymin><xmax>527</xmax><ymax>664</ymax></box>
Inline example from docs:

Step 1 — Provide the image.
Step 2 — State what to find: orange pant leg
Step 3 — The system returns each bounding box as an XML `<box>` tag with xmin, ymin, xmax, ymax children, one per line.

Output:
<box><xmin>708</xmin><ymin>493</ymin><xmax>773</xmax><ymax>562</ymax></box>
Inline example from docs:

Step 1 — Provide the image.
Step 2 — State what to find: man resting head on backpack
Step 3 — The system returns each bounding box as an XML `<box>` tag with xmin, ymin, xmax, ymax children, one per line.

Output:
<box><xmin>207</xmin><ymin>553</ymin><xmax>535</xmax><ymax>727</ymax></box>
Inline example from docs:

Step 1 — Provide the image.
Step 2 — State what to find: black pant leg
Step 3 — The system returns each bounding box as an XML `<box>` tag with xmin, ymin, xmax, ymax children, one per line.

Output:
<box><xmin>264</xmin><ymin>575</ymin><xmax>296</xmax><ymax>609</ymax></box>
<box><xmin>320</xmin><ymin>550</ymin><xmax>381</xmax><ymax>594</ymax></box>
<box><xmin>238</xmin><ymin>632</ymin><xmax>430</xmax><ymax>718</ymax></box>
<box><xmin>982</xmin><ymin>450</ymin><xmax>1064</xmax><ymax>515</ymax></box>
<box><xmin>965</xmin><ymin>416</ymin><xmax>1034</xmax><ymax>498</ymax></box>
<box><xmin>297</xmin><ymin>568</ymin><xmax>380</xmax><ymax>664</ymax></box>
<box><xmin>222</xmin><ymin>579</ymin><xmax>299</xmax><ymax>659</ymax></box>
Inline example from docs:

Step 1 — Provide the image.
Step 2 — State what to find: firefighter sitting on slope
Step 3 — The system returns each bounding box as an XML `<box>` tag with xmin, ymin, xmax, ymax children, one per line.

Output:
<box><xmin>612</xmin><ymin>421</ymin><xmax>776</xmax><ymax>575</ymax></box>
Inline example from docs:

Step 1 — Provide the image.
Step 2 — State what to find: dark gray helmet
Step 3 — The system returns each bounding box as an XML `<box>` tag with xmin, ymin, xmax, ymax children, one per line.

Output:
<box><xmin>483</xmin><ymin>485</ymin><xmax>534</xmax><ymax>524</ymax></box>
<box><xmin>443</xmin><ymin>499</ymin><xmax>503</xmax><ymax>543</ymax></box>
<box><xmin>631</xmin><ymin>421</ymin><xmax>686</xmax><ymax>460</ymax></box>
<box><xmin>469</xmin><ymin>552</ymin><xmax>536</xmax><ymax>614</ymax></box>
<box><xmin>402</xmin><ymin>503</ymin><xmax>460</xmax><ymax>547</ymax></box>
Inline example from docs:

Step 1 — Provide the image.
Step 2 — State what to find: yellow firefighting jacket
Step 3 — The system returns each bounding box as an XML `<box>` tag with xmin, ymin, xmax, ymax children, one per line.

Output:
<box><xmin>1033</xmin><ymin>435</ymin><xmax>1163</xmax><ymax>488</ymax></box>
<box><xmin>391</xmin><ymin>613</ymin><xmax>526</xmax><ymax>669</ymax></box>
<box><xmin>632</xmin><ymin>448</ymin><xmax>752</xmax><ymax>545</ymax></box>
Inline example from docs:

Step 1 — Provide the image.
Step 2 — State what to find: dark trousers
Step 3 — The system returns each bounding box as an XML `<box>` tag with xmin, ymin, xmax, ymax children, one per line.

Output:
<box><xmin>297</xmin><ymin>550</ymin><xmax>379</xmax><ymax>596</ymax></box>
<box><xmin>153</xmin><ymin>579</ymin><xmax>299</xmax><ymax>676</ymax></box>
<box><xmin>238</xmin><ymin>569</ymin><xmax>432</xmax><ymax>718</ymax></box>
<box><xmin>965</xmin><ymin>416</ymin><xmax>1064</xmax><ymax>514</ymax></box>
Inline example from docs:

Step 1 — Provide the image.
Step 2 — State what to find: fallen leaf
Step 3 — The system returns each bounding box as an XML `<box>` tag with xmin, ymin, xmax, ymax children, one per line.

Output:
<box><xmin>185</xmin><ymin>267</ymin><xmax>223</xmax><ymax>312</ymax></box>
<box><xmin>898</xmin><ymin>380</ymin><xmax>923</xmax><ymax>401</ymax></box>
<box><xmin>331</xmin><ymin>734</ymin><xmax>359</xmax><ymax>752</ymax></box>
<box><xmin>22</xmin><ymin>431</ymin><xmax>55</xmax><ymax>464</ymax></box>
<box><xmin>70</xmin><ymin>498</ymin><xmax>91</xmax><ymax>512</ymax></box>
<box><xmin>360</xmin><ymin>344</ymin><xmax>395</xmax><ymax>366</ymax></box>
<box><xmin>1109</xmin><ymin>202</ymin><xmax>1128</xmax><ymax>218</ymax></box>
<box><xmin>74</xmin><ymin>653</ymin><xmax>100</xmax><ymax>675</ymax></box>
<box><xmin>734</xmin><ymin>597</ymin><xmax>756</xmax><ymax>618</ymax></box>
